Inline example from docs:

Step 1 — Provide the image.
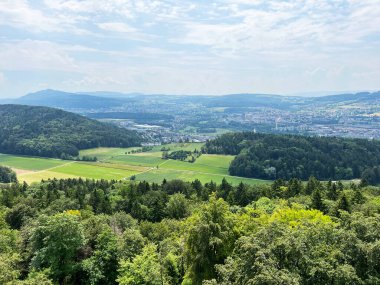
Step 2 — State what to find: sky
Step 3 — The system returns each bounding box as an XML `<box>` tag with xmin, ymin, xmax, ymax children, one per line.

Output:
<box><xmin>0</xmin><ymin>0</ymin><xmax>379</xmax><ymax>98</ymax></box>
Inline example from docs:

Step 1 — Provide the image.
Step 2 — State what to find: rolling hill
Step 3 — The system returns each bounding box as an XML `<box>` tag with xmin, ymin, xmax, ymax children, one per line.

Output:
<box><xmin>308</xmin><ymin>91</ymin><xmax>380</xmax><ymax>104</ymax></box>
<box><xmin>0</xmin><ymin>104</ymin><xmax>142</xmax><ymax>158</ymax></box>
<box><xmin>9</xmin><ymin>89</ymin><xmax>132</xmax><ymax>110</ymax></box>
<box><xmin>4</xmin><ymin>89</ymin><xmax>380</xmax><ymax>112</ymax></box>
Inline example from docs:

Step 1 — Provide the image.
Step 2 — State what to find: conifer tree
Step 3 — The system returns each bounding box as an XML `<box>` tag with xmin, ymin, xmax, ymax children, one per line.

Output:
<box><xmin>311</xmin><ymin>188</ymin><xmax>327</xmax><ymax>213</ymax></box>
<box><xmin>335</xmin><ymin>194</ymin><xmax>351</xmax><ymax>216</ymax></box>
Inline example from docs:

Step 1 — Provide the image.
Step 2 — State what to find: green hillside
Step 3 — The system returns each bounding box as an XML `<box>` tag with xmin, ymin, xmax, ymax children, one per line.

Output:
<box><xmin>0</xmin><ymin>104</ymin><xmax>141</xmax><ymax>158</ymax></box>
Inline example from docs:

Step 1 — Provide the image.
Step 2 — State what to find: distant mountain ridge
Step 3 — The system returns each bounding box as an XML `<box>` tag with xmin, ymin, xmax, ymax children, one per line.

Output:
<box><xmin>1</xmin><ymin>89</ymin><xmax>379</xmax><ymax>111</ymax></box>
<box><xmin>7</xmin><ymin>89</ymin><xmax>133</xmax><ymax>110</ymax></box>
<box><xmin>0</xmin><ymin>104</ymin><xmax>141</xmax><ymax>158</ymax></box>
<box><xmin>308</xmin><ymin>91</ymin><xmax>380</xmax><ymax>104</ymax></box>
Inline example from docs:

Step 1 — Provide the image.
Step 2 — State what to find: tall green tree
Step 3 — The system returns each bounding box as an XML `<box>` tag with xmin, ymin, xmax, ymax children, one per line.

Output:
<box><xmin>82</xmin><ymin>229</ymin><xmax>120</xmax><ymax>285</ymax></box>
<box><xmin>30</xmin><ymin>211</ymin><xmax>85</xmax><ymax>284</ymax></box>
<box><xmin>117</xmin><ymin>243</ymin><xmax>163</xmax><ymax>285</ymax></box>
<box><xmin>335</xmin><ymin>194</ymin><xmax>351</xmax><ymax>216</ymax></box>
<box><xmin>235</xmin><ymin>182</ymin><xmax>249</xmax><ymax>206</ymax></box>
<box><xmin>311</xmin><ymin>188</ymin><xmax>327</xmax><ymax>213</ymax></box>
<box><xmin>185</xmin><ymin>194</ymin><xmax>236</xmax><ymax>284</ymax></box>
<box><xmin>165</xmin><ymin>193</ymin><xmax>190</xmax><ymax>219</ymax></box>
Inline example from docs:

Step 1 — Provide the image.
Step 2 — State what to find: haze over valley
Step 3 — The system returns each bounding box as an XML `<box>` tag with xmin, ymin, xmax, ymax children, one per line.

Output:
<box><xmin>3</xmin><ymin>89</ymin><xmax>379</xmax><ymax>143</ymax></box>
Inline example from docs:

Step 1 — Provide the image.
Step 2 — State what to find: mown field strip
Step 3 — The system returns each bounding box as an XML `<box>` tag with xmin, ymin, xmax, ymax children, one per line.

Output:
<box><xmin>78</xmin><ymin>161</ymin><xmax>149</xmax><ymax>172</ymax></box>
<box><xmin>51</xmin><ymin>162</ymin><xmax>140</xmax><ymax>180</ymax></box>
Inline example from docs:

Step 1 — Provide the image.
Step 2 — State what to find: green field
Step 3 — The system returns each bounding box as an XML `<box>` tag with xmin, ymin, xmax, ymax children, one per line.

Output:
<box><xmin>107</xmin><ymin>154</ymin><xmax>163</xmax><ymax>167</ymax></box>
<box><xmin>134</xmin><ymin>168</ymin><xmax>267</xmax><ymax>185</ymax></box>
<box><xmin>79</xmin><ymin>147</ymin><xmax>140</xmax><ymax>161</ymax></box>
<box><xmin>52</xmin><ymin>162</ymin><xmax>140</xmax><ymax>180</ymax></box>
<box><xmin>0</xmin><ymin>154</ymin><xmax>67</xmax><ymax>170</ymax></box>
<box><xmin>159</xmin><ymin>154</ymin><xmax>234</xmax><ymax>175</ymax></box>
<box><xmin>20</xmin><ymin>171</ymin><xmax>80</xmax><ymax>184</ymax></box>
<box><xmin>1</xmin><ymin>143</ymin><xmax>269</xmax><ymax>185</ymax></box>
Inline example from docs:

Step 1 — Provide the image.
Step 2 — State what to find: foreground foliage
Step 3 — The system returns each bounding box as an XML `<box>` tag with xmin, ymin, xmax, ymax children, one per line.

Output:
<box><xmin>0</xmin><ymin>176</ymin><xmax>379</xmax><ymax>284</ymax></box>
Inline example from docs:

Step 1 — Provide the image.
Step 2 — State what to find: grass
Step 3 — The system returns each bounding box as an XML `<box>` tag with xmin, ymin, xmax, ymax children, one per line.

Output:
<box><xmin>79</xmin><ymin>143</ymin><xmax>205</xmax><ymax>168</ymax></box>
<box><xmin>149</xmin><ymin>142</ymin><xmax>204</xmax><ymax>152</ymax></box>
<box><xmin>52</xmin><ymin>162</ymin><xmax>140</xmax><ymax>180</ymax></box>
<box><xmin>159</xmin><ymin>154</ymin><xmax>234</xmax><ymax>175</ymax></box>
<box><xmin>0</xmin><ymin>154</ymin><xmax>66</xmax><ymax>171</ymax></box>
<box><xmin>79</xmin><ymin>147</ymin><xmax>140</xmax><ymax>161</ymax></box>
<box><xmin>3</xmin><ymin>143</ymin><xmax>270</xmax><ymax>186</ymax></box>
<box><xmin>19</xmin><ymin>171</ymin><xmax>80</xmax><ymax>184</ymax></box>
<box><xmin>107</xmin><ymin>155</ymin><xmax>163</xmax><ymax>167</ymax></box>
<box><xmin>134</xmin><ymin>168</ymin><xmax>267</xmax><ymax>186</ymax></box>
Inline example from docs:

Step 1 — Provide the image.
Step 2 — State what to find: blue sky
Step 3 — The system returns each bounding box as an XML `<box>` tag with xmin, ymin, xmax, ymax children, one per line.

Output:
<box><xmin>0</xmin><ymin>0</ymin><xmax>379</xmax><ymax>97</ymax></box>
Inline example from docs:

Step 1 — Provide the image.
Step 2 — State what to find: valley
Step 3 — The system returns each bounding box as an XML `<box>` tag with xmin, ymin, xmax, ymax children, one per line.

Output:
<box><xmin>3</xmin><ymin>90</ymin><xmax>380</xmax><ymax>144</ymax></box>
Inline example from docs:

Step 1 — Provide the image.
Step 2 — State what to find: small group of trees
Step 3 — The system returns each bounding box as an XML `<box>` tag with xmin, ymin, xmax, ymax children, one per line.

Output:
<box><xmin>162</xmin><ymin>149</ymin><xmax>202</xmax><ymax>163</ymax></box>
<box><xmin>0</xmin><ymin>166</ymin><xmax>17</xmax><ymax>183</ymax></box>
<box><xmin>126</xmin><ymin>146</ymin><xmax>153</xmax><ymax>155</ymax></box>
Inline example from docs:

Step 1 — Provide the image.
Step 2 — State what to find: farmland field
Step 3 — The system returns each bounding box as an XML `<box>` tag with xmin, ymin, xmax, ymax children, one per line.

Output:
<box><xmin>52</xmin><ymin>162</ymin><xmax>140</xmax><ymax>180</ymax></box>
<box><xmin>19</xmin><ymin>170</ymin><xmax>80</xmax><ymax>184</ymax></box>
<box><xmin>106</xmin><ymin>154</ymin><xmax>163</xmax><ymax>167</ymax></box>
<box><xmin>1</xmin><ymin>143</ymin><xmax>270</xmax><ymax>185</ymax></box>
<box><xmin>134</xmin><ymin>168</ymin><xmax>267</xmax><ymax>185</ymax></box>
<box><xmin>159</xmin><ymin>154</ymin><xmax>234</xmax><ymax>175</ymax></box>
<box><xmin>0</xmin><ymin>154</ymin><xmax>67</xmax><ymax>170</ymax></box>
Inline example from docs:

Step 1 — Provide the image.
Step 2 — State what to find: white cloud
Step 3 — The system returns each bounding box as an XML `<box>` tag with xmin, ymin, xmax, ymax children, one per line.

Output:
<box><xmin>0</xmin><ymin>0</ymin><xmax>88</xmax><ymax>33</ymax></box>
<box><xmin>0</xmin><ymin>40</ymin><xmax>78</xmax><ymax>71</ymax></box>
<box><xmin>0</xmin><ymin>72</ymin><xmax>5</xmax><ymax>84</ymax></box>
<box><xmin>177</xmin><ymin>0</ymin><xmax>380</xmax><ymax>55</ymax></box>
<box><xmin>0</xmin><ymin>0</ymin><xmax>61</xmax><ymax>32</ymax></box>
<box><xmin>0</xmin><ymin>0</ymin><xmax>379</xmax><ymax>95</ymax></box>
<box><xmin>44</xmin><ymin>0</ymin><xmax>133</xmax><ymax>17</ymax></box>
<box><xmin>97</xmin><ymin>22</ymin><xmax>136</xmax><ymax>33</ymax></box>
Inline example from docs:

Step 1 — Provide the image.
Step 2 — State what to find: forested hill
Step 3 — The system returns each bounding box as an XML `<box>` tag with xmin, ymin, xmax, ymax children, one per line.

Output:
<box><xmin>0</xmin><ymin>104</ymin><xmax>141</xmax><ymax>158</ymax></box>
<box><xmin>203</xmin><ymin>132</ymin><xmax>380</xmax><ymax>181</ymax></box>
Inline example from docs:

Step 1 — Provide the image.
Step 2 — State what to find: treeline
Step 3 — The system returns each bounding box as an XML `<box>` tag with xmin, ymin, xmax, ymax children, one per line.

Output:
<box><xmin>203</xmin><ymin>132</ymin><xmax>380</xmax><ymax>181</ymax></box>
<box><xmin>0</xmin><ymin>105</ymin><xmax>141</xmax><ymax>158</ymax></box>
<box><xmin>362</xmin><ymin>166</ymin><xmax>380</xmax><ymax>186</ymax></box>
<box><xmin>1</xmin><ymin>176</ymin><xmax>380</xmax><ymax>284</ymax></box>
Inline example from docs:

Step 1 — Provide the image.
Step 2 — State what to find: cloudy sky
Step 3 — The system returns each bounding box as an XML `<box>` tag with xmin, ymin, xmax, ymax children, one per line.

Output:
<box><xmin>0</xmin><ymin>0</ymin><xmax>379</xmax><ymax>97</ymax></box>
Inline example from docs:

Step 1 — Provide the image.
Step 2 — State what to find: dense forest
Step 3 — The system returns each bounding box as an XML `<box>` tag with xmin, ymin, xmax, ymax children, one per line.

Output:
<box><xmin>1</xmin><ymin>175</ymin><xmax>380</xmax><ymax>285</ymax></box>
<box><xmin>203</xmin><ymin>132</ymin><xmax>380</xmax><ymax>181</ymax></box>
<box><xmin>0</xmin><ymin>105</ymin><xmax>141</xmax><ymax>158</ymax></box>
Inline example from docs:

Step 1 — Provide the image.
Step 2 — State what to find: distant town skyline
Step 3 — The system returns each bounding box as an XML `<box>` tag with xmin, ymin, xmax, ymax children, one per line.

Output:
<box><xmin>0</xmin><ymin>0</ymin><xmax>379</xmax><ymax>98</ymax></box>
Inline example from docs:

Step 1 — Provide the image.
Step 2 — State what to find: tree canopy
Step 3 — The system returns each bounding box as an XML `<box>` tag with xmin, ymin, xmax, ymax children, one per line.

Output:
<box><xmin>203</xmin><ymin>132</ymin><xmax>380</xmax><ymax>180</ymax></box>
<box><xmin>0</xmin><ymin>176</ymin><xmax>379</xmax><ymax>284</ymax></box>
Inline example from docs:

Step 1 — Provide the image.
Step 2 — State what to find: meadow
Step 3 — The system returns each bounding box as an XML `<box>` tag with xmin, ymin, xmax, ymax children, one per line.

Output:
<box><xmin>0</xmin><ymin>154</ymin><xmax>67</xmax><ymax>171</ymax></box>
<box><xmin>0</xmin><ymin>143</ymin><xmax>269</xmax><ymax>185</ymax></box>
